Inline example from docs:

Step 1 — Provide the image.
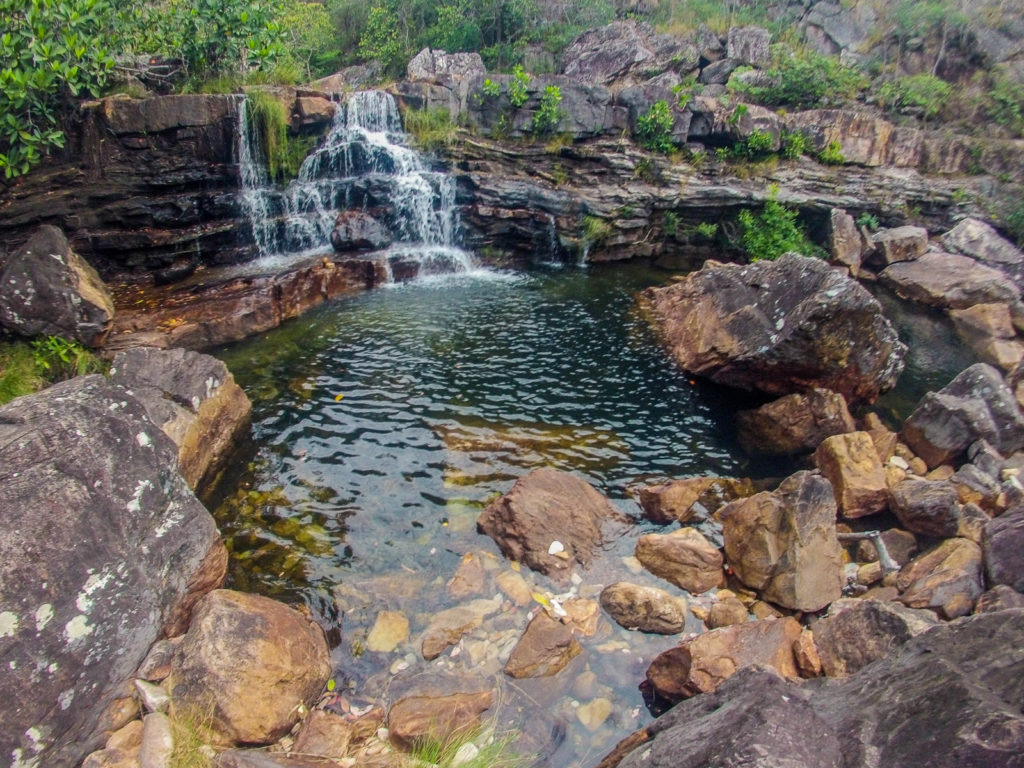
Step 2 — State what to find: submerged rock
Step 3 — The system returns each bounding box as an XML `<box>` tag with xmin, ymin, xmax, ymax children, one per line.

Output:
<box><xmin>388</xmin><ymin>690</ymin><xmax>493</xmax><ymax>750</ymax></box>
<box><xmin>503</xmin><ymin>611</ymin><xmax>582</xmax><ymax>678</ymax></box>
<box><xmin>330</xmin><ymin>211</ymin><xmax>392</xmax><ymax>252</ymax></box>
<box><xmin>634</xmin><ymin>528</ymin><xmax>723</xmax><ymax>594</ymax></box>
<box><xmin>637</xmin><ymin>476</ymin><xmax>755</xmax><ymax>523</ymax></box>
<box><xmin>644</xmin><ymin>253</ymin><xmax>906</xmax><ymax>405</ymax></box>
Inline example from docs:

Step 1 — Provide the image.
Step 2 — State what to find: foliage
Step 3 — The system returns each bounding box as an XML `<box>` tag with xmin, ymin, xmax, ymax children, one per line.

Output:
<box><xmin>780</xmin><ymin>130</ymin><xmax>806</xmax><ymax>160</ymax></box>
<box><xmin>856</xmin><ymin>211</ymin><xmax>880</xmax><ymax>230</ymax></box>
<box><xmin>582</xmin><ymin>214</ymin><xmax>611</xmax><ymax>246</ymax></box>
<box><xmin>663</xmin><ymin>210</ymin><xmax>679</xmax><ymax>237</ymax></box>
<box><xmin>482</xmin><ymin>77</ymin><xmax>501</xmax><ymax>98</ymax></box>
<box><xmin>818</xmin><ymin>140</ymin><xmax>845</xmax><ymax>165</ymax></box>
<box><xmin>280</xmin><ymin>0</ymin><xmax>338</xmax><ymax>79</ymax></box>
<box><xmin>1004</xmin><ymin>199</ymin><xmax>1024</xmax><ymax>247</ymax></box>
<box><xmin>508</xmin><ymin>65</ymin><xmax>531</xmax><ymax>108</ymax></box>
<box><xmin>734</xmin><ymin>129</ymin><xmax>775</xmax><ymax>160</ymax></box>
<box><xmin>402</xmin><ymin>106</ymin><xmax>457</xmax><ymax>150</ymax></box>
<box><xmin>877</xmin><ymin>73</ymin><xmax>952</xmax><ymax>122</ymax></box>
<box><xmin>696</xmin><ymin>221</ymin><xmax>719</xmax><ymax>239</ymax></box>
<box><xmin>359</xmin><ymin>4</ymin><xmax>406</xmax><ymax>74</ymax></box>
<box><xmin>730</xmin><ymin>44</ymin><xmax>866</xmax><ymax>109</ymax></box>
<box><xmin>737</xmin><ymin>184</ymin><xmax>813</xmax><ymax>261</ymax></box>
<box><xmin>635</xmin><ymin>100</ymin><xmax>676</xmax><ymax>154</ymax></box>
<box><xmin>405</xmin><ymin>728</ymin><xmax>531</xmax><ymax>768</ymax></box>
<box><xmin>650</xmin><ymin>0</ymin><xmax>782</xmax><ymax>35</ymax></box>
<box><xmin>246</xmin><ymin>90</ymin><xmax>313</xmax><ymax>182</ymax></box>
<box><xmin>987</xmin><ymin>72</ymin><xmax>1024</xmax><ymax>138</ymax></box>
<box><xmin>0</xmin><ymin>336</ymin><xmax>102</xmax><ymax>406</ymax></box>
<box><xmin>531</xmin><ymin>85</ymin><xmax>563</xmax><ymax>135</ymax></box>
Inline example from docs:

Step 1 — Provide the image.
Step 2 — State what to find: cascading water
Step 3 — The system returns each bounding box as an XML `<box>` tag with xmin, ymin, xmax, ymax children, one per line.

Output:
<box><xmin>237</xmin><ymin>90</ymin><xmax>473</xmax><ymax>277</ymax></box>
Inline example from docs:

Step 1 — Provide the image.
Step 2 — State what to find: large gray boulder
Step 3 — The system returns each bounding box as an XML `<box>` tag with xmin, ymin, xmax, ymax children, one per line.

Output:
<box><xmin>880</xmin><ymin>251</ymin><xmax>1020</xmax><ymax>309</ymax></box>
<box><xmin>644</xmin><ymin>252</ymin><xmax>907</xmax><ymax>405</ymax></box>
<box><xmin>562</xmin><ymin>20</ymin><xmax>699</xmax><ymax>88</ymax></box>
<box><xmin>942</xmin><ymin>217</ymin><xmax>1024</xmax><ymax>289</ymax></box>
<box><xmin>406</xmin><ymin>48</ymin><xmax>485</xmax><ymax>83</ymax></box>
<box><xmin>0</xmin><ymin>225</ymin><xmax>115</xmax><ymax>347</ymax></box>
<box><xmin>0</xmin><ymin>376</ymin><xmax>226</xmax><ymax>768</ymax></box>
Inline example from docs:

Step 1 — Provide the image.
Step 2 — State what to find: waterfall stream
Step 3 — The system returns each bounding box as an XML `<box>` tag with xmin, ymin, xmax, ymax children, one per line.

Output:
<box><xmin>237</xmin><ymin>90</ymin><xmax>474</xmax><ymax>277</ymax></box>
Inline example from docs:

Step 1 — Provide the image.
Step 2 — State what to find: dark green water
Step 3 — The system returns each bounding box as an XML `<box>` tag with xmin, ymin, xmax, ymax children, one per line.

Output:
<box><xmin>210</xmin><ymin>263</ymin><xmax>975</xmax><ymax>766</ymax></box>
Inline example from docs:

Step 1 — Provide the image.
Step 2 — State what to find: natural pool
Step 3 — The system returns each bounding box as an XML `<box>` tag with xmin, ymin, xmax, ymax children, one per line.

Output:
<box><xmin>209</xmin><ymin>261</ymin><xmax>975</xmax><ymax>766</ymax></box>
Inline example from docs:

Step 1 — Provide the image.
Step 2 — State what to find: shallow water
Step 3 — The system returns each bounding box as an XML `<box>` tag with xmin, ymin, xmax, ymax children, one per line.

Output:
<box><xmin>210</xmin><ymin>263</ymin><xmax>975</xmax><ymax>766</ymax></box>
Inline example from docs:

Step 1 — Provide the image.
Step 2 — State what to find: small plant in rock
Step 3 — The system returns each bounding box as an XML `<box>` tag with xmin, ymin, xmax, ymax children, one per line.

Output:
<box><xmin>780</xmin><ymin>130</ymin><xmax>806</xmax><ymax>159</ymax></box>
<box><xmin>818</xmin><ymin>140</ymin><xmax>845</xmax><ymax>165</ymax></box>
<box><xmin>663</xmin><ymin>211</ymin><xmax>680</xmax><ymax>238</ymax></box>
<box><xmin>737</xmin><ymin>184</ymin><xmax>813</xmax><ymax>261</ymax></box>
<box><xmin>582</xmin><ymin>215</ymin><xmax>612</xmax><ymax>247</ymax></box>
<box><xmin>696</xmin><ymin>221</ymin><xmax>719</xmax><ymax>239</ymax></box>
<box><xmin>735</xmin><ymin>129</ymin><xmax>775</xmax><ymax>160</ymax></box>
<box><xmin>856</xmin><ymin>212</ymin><xmax>880</xmax><ymax>231</ymax></box>
<box><xmin>0</xmin><ymin>336</ymin><xmax>103</xmax><ymax>406</ymax></box>
<box><xmin>635</xmin><ymin>100</ymin><xmax>676</xmax><ymax>154</ymax></box>
<box><xmin>402</xmin><ymin>106</ymin><xmax>457</xmax><ymax>151</ymax></box>
<box><xmin>531</xmin><ymin>85</ymin><xmax>563</xmax><ymax>135</ymax></box>
<box><xmin>508</xmin><ymin>65</ymin><xmax>531</xmax><ymax>108</ymax></box>
<box><xmin>481</xmin><ymin>77</ymin><xmax>501</xmax><ymax>98</ymax></box>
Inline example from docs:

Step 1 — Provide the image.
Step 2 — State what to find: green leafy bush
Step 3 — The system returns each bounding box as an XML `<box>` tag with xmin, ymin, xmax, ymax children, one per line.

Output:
<box><xmin>877</xmin><ymin>73</ymin><xmax>952</xmax><ymax>122</ymax></box>
<box><xmin>508</xmin><ymin>65</ymin><xmax>531</xmax><ymax>108</ymax></box>
<box><xmin>481</xmin><ymin>77</ymin><xmax>501</xmax><ymax>98</ymax></box>
<box><xmin>818</xmin><ymin>140</ymin><xmax>845</xmax><ymax>165</ymax></box>
<box><xmin>0</xmin><ymin>335</ymin><xmax>102</xmax><ymax>406</ymax></box>
<box><xmin>780</xmin><ymin>130</ymin><xmax>806</xmax><ymax>159</ymax></box>
<box><xmin>988</xmin><ymin>72</ymin><xmax>1024</xmax><ymax>138</ymax></box>
<box><xmin>696</xmin><ymin>221</ymin><xmax>719</xmax><ymax>239</ymax></box>
<box><xmin>531</xmin><ymin>85</ymin><xmax>563</xmax><ymax>135</ymax></box>
<box><xmin>734</xmin><ymin>129</ymin><xmax>775</xmax><ymax>160</ymax></box>
<box><xmin>856</xmin><ymin>212</ymin><xmax>880</xmax><ymax>230</ymax></box>
<box><xmin>737</xmin><ymin>184</ymin><xmax>813</xmax><ymax>261</ymax></box>
<box><xmin>730</xmin><ymin>44</ymin><xmax>866</xmax><ymax>109</ymax></box>
<box><xmin>635</xmin><ymin>100</ymin><xmax>676</xmax><ymax>154</ymax></box>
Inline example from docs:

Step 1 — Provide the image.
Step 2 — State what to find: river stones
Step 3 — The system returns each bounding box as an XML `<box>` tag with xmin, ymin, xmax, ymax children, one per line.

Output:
<box><xmin>388</xmin><ymin>690</ymin><xmax>493</xmax><ymax>750</ymax></box>
<box><xmin>984</xmin><ymin>506</ymin><xmax>1024</xmax><ymax>592</ymax></box>
<box><xmin>896</xmin><ymin>538</ymin><xmax>985</xmax><ymax>619</ymax></box>
<box><xmin>599</xmin><ymin>582</ymin><xmax>688</xmax><ymax>634</ymax></box>
<box><xmin>813</xmin><ymin>431</ymin><xmax>888</xmax><ymax>518</ymax></box>
<box><xmin>503</xmin><ymin>611</ymin><xmax>582</xmax><ymax>678</ymax></box>
<box><xmin>644</xmin><ymin>252</ymin><xmax>906</xmax><ymax>405</ymax></box>
<box><xmin>634</xmin><ymin>528</ymin><xmax>724</xmax><ymax>594</ymax></box>
<box><xmin>737</xmin><ymin>388</ymin><xmax>855</xmax><ymax>456</ymax></box>
<box><xmin>477</xmin><ymin>469</ymin><xmax>617</xmax><ymax>580</ymax></box>
<box><xmin>637</xmin><ymin>476</ymin><xmax>755</xmax><ymax>523</ymax></box>
<box><xmin>881</xmin><ymin>251</ymin><xmax>1021</xmax><ymax>309</ymax></box>
<box><xmin>889</xmin><ymin>477</ymin><xmax>961</xmax><ymax>537</ymax></box>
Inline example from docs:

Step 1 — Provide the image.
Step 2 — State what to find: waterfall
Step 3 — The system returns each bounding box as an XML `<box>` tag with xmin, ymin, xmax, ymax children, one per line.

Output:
<box><xmin>237</xmin><ymin>90</ymin><xmax>473</xmax><ymax>277</ymax></box>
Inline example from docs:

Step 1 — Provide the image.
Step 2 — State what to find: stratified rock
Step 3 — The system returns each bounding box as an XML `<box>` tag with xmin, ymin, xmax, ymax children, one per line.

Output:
<box><xmin>330</xmin><ymin>211</ymin><xmax>392</xmax><ymax>252</ymax></box>
<box><xmin>388</xmin><ymin>690</ymin><xmax>492</xmax><ymax>750</ymax></box>
<box><xmin>983</xmin><ymin>505</ymin><xmax>1024</xmax><ymax>592</ymax></box>
<box><xmin>644</xmin><ymin>253</ymin><xmax>906</xmax><ymax>405</ymax></box>
<box><xmin>726</xmin><ymin>26</ymin><xmax>771</xmax><ymax>67</ymax></box>
<box><xmin>0</xmin><ymin>224</ymin><xmax>115</xmax><ymax>346</ymax></box>
<box><xmin>902</xmin><ymin>363</ymin><xmax>1024</xmax><ymax>467</ymax></box>
<box><xmin>897</xmin><ymin>539</ymin><xmax>984</xmax><ymax>619</ymax></box>
<box><xmin>109</xmin><ymin>347</ymin><xmax>251</xmax><ymax>494</ymax></box>
<box><xmin>420</xmin><ymin>597</ymin><xmax>501</xmax><ymax>660</ymax></box>
<box><xmin>477</xmin><ymin>469</ymin><xmax>616</xmax><ymax>579</ymax></box>
<box><xmin>406</xmin><ymin>48</ymin><xmax>485</xmax><ymax>82</ymax></box>
<box><xmin>739</xmin><ymin>389</ymin><xmax>855</xmax><ymax>457</ymax></box>
<box><xmin>168</xmin><ymin>589</ymin><xmax>330</xmax><ymax>745</ymax></box>
<box><xmin>814</xmin><ymin>431</ymin><xmax>889</xmax><ymax>518</ymax></box>
<box><xmin>599</xmin><ymin>582</ymin><xmax>688</xmax><ymax>634</ymax></box>
<box><xmin>645</xmin><ymin>616</ymin><xmax>802</xmax><ymax>702</ymax></box>
<box><xmin>719</xmin><ymin>471</ymin><xmax>844</xmax><ymax>612</ymax></box>
<box><xmin>637</xmin><ymin>477</ymin><xmax>755</xmax><ymax>523</ymax></box>
<box><xmin>785</xmin><ymin>109</ymin><xmax>922</xmax><ymax>167</ymax></box>
<box><xmin>870</xmin><ymin>226</ymin><xmax>928</xmax><ymax>265</ymax></box>
<box><xmin>881</xmin><ymin>252</ymin><xmax>1020</xmax><ymax>309</ymax></box>
<box><xmin>503</xmin><ymin>611</ymin><xmax>582</xmax><ymax>678</ymax></box>
<box><xmin>942</xmin><ymin>217</ymin><xmax>1024</xmax><ymax>288</ymax></box>
<box><xmin>0</xmin><ymin>376</ymin><xmax>224</xmax><ymax>768</ymax></box>
<box><xmin>562</xmin><ymin>20</ymin><xmax>698</xmax><ymax>87</ymax></box>
<box><xmin>634</xmin><ymin>528</ymin><xmax>723</xmax><ymax>594</ymax></box>
<box><xmin>813</xmin><ymin>599</ymin><xmax>937</xmax><ymax>677</ymax></box>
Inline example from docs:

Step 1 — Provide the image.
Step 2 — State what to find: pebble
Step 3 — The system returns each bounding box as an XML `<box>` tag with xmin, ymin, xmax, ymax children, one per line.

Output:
<box><xmin>452</xmin><ymin>742</ymin><xmax>480</xmax><ymax>766</ymax></box>
<box><xmin>576</xmin><ymin>698</ymin><xmax>613</xmax><ymax>731</ymax></box>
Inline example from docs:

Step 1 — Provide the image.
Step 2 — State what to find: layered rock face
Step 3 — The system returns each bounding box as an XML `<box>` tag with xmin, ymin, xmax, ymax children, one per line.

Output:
<box><xmin>0</xmin><ymin>376</ymin><xmax>226</xmax><ymax>768</ymax></box>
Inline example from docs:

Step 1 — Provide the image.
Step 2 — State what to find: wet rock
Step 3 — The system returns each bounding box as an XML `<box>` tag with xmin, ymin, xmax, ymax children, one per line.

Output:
<box><xmin>421</xmin><ymin>597</ymin><xmax>502</xmax><ymax>660</ymax></box>
<box><xmin>902</xmin><ymin>363</ymin><xmax>1024</xmax><ymax>468</ymax></box>
<box><xmin>388</xmin><ymin>690</ymin><xmax>492</xmax><ymax>750</ymax></box>
<box><xmin>292</xmin><ymin>96</ymin><xmax>336</xmax><ymax>129</ymax></box>
<box><xmin>599</xmin><ymin>582</ymin><xmax>688</xmax><ymax>634</ymax></box>
<box><xmin>813</xmin><ymin>598</ymin><xmax>937</xmax><ymax>677</ymax></box>
<box><xmin>407</xmin><ymin>48</ymin><xmax>485</xmax><ymax>83</ymax></box>
<box><xmin>942</xmin><ymin>217</ymin><xmax>1024</xmax><ymax>289</ymax></box>
<box><xmin>645</xmin><ymin>616</ymin><xmax>802</xmax><ymax>702</ymax></box>
<box><xmin>109</xmin><ymin>347</ymin><xmax>251</xmax><ymax>494</ymax></box>
<box><xmin>737</xmin><ymin>388</ymin><xmax>855</xmax><ymax>456</ymax></box>
<box><xmin>367</xmin><ymin>611</ymin><xmax>410</xmax><ymax>654</ymax></box>
<box><xmin>330</xmin><ymin>211</ymin><xmax>392</xmax><ymax>252</ymax></box>
<box><xmin>814</xmin><ymin>431</ymin><xmax>889</xmax><ymax>518</ymax></box>
<box><xmin>504</xmin><ymin>611</ymin><xmax>582</xmax><ymax>678</ymax></box>
<box><xmin>637</xmin><ymin>476</ymin><xmax>755</xmax><ymax>523</ymax></box>
<box><xmin>562</xmin><ymin>20</ymin><xmax>698</xmax><ymax>88</ymax></box>
<box><xmin>880</xmin><ymin>252</ymin><xmax>1020</xmax><ymax>309</ymax></box>
<box><xmin>975</xmin><ymin>584</ymin><xmax>1024</xmax><ymax>612</ymax></box>
<box><xmin>477</xmin><ymin>469</ymin><xmax>617</xmax><ymax>580</ymax></box>
<box><xmin>706</xmin><ymin>596</ymin><xmax>749</xmax><ymax>628</ymax></box>
<box><xmin>719</xmin><ymin>471</ymin><xmax>844</xmax><ymax>612</ymax></box>
<box><xmin>897</xmin><ymin>539</ymin><xmax>984</xmax><ymax>619</ymax></box>
<box><xmin>0</xmin><ymin>224</ymin><xmax>114</xmax><ymax>346</ymax></box>
<box><xmin>634</xmin><ymin>528</ymin><xmax>723</xmax><ymax>594</ymax></box>
<box><xmin>870</xmin><ymin>225</ymin><xmax>928</xmax><ymax>265</ymax></box>
<box><xmin>292</xmin><ymin>709</ymin><xmax>354</xmax><ymax>758</ymax></box>
<box><xmin>644</xmin><ymin>253</ymin><xmax>906</xmax><ymax>405</ymax></box>
<box><xmin>561</xmin><ymin>597</ymin><xmax>601</xmax><ymax>636</ymax></box>
<box><xmin>446</xmin><ymin>552</ymin><xmax>488</xmax><ymax>599</ymax></box>
<box><xmin>495</xmin><ymin>569</ymin><xmax>533</xmax><ymax>606</ymax></box>
<box><xmin>726</xmin><ymin>26</ymin><xmax>771</xmax><ymax>67</ymax></box>
<box><xmin>0</xmin><ymin>376</ymin><xmax>224</xmax><ymax>768</ymax></box>
<box><xmin>168</xmin><ymin>589</ymin><xmax>330</xmax><ymax>745</ymax></box>
<box><xmin>577</xmin><ymin>698</ymin><xmax>613</xmax><ymax>731</ymax></box>
<box><xmin>983</xmin><ymin>505</ymin><xmax>1024</xmax><ymax>592</ymax></box>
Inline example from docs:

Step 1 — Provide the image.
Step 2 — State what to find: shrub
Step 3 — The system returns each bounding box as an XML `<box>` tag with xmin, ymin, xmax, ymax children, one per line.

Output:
<box><xmin>508</xmin><ymin>65</ymin><xmax>531</xmax><ymax>108</ymax></box>
<box><xmin>0</xmin><ymin>336</ymin><xmax>102</xmax><ymax>406</ymax></box>
<box><xmin>737</xmin><ymin>184</ymin><xmax>813</xmax><ymax>261</ymax></box>
<box><xmin>988</xmin><ymin>73</ymin><xmax>1024</xmax><ymax>138</ymax></box>
<box><xmin>780</xmin><ymin>130</ymin><xmax>806</xmax><ymax>159</ymax></box>
<box><xmin>663</xmin><ymin>211</ymin><xmax>679</xmax><ymax>237</ymax></box>
<box><xmin>818</xmin><ymin>141</ymin><xmax>845</xmax><ymax>165</ymax></box>
<box><xmin>531</xmin><ymin>85</ymin><xmax>563</xmax><ymax>135</ymax></box>
<box><xmin>635</xmin><ymin>100</ymin><xmax>676</xmax><ymax>154</ymax></box>
<box><xmin>877</xmin><ymin>73</ymin><xmax>952</xmax><ymax>123</ymax></box>
<box><xmin>696</xmin><ymin>221</ymin><xmax>719</xmax><ymax>239</ymax></box>
<box><xmin>856</xmin><ymin>212</ymin><xmax>880</xmax><ymax>230</ymax></box>
<box><xmin>730</xmin><ymin>44</ymin><xmax>866</xmax><ymax>109</ymax></box>
<box><xmin>735</xmin><ymin>129</ymin><xmax>775</xmax><ymax>160</ymax></box>
<box><xmin>481</xmin><ymin>77</ymin><xmax>501</xmax><ymax>98</ymax></box>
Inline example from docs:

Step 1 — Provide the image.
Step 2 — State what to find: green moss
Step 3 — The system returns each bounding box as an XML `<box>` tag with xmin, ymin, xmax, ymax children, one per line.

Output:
<box><xmin>246</xmin><ymin>90</ymin><xmax>310</xmax><ymax>182</ymax></box>
<box><xmin>401</xmin><ymin>107</ymin><xmax>457</xmax><ymax>151</ymax></box>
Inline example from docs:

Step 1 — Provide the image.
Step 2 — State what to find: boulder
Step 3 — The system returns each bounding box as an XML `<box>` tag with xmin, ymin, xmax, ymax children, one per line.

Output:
<box><xmin>330</xmin><ymin>211</ymin><xmax>392</xmax><ymax>252</ymax></box>
<box><xmin>698</xmin><ymin>58</ymin><xmax>740</xmax><ymax>85</ymax></box>
<box><xmin>292</xmin><ymin>96</ymin><xmax>336</xmax><ymax>129</ymax></box>
<box><xmin>975</xmin><ymin>584</ymin><xmax>1024</xmax><ymax>612</ymax></box>
<box><xmin>880</xmin><ymin>251</ymin><xmax>1020</xmax><ymax>309</ymax></box>
<box><xmin>167</xmin><ymin>589</ymin><xmax>330</xmax><ymax>745</ymax></box>
<box><xmin>634</xmin><ymin>528</ymin><xmax>723</xmax><ymax>594</ymax></box>
<box><xmin>897</xmin><ymin>538</ymin><xmax>985</xmax><ymax>619</ymax></box>
<box><xmin>827</xmin><ymin>208</ymin><xmax>865</xmax><ymax>274</ymax></box>
<box><xmin>388</xmin><ymin>690</ymin><xmax>492</xmax><ymax>749</ymax></box>
<box><xmin>812</xmin><ymin>599</ymin><xmax>937</xmax><ymax>677</ymax></box>
<box><xmin>476</xmin><ymin>469</ymin><xmax>617</xmax><ymax>580</ymax></box>
<box><xmin>109</xmin><ymin>347</ymin><xmax>251</xmax><ymax>494</ymax></box>
<box><xmin>738</xmin><ymin>388</ymin><xmax>855</xmax><ymax>456</ymax></box>
<box><xmin>726</xmin><ymin>26</ymin><xmax>771</xmax><ymax>67</ymax></box>
<box><xmin>406</xmin><ymin>48</ymin><xmax>485</xmax><ymax>82</ymax></box>
<box><xmin>719</xmin><ymin>471</ymin><xmax>844</xmax><ymax>612</ymax></box>
<box><xmin>645</xmin><ymin>616</ymin><xmax>802</xmax><ymax>701</ymax></box>
<box><xmin>0</xmin><ymin>225</ymin><xmax>115</xmax><ymax>346</ymax></box>
<box><xmin>870</xmin><ymin>225</ymin><xmax>928</xmax><ymax>265</ymax></box>
<box><xmin>942</xmin><ymin>217</ymin><xmax>1024</xmax><ymax>289</ymax></box>
<box><xmin>0</xmin><ymin>376</ymin><xmax>225</xmax><ymax>768</ymax></box>
<box><xmin>562</xmin><ymin>20</ymin><xmax>699</xmax><ymax>88</ymax></box>
<box><xmin>902</xmin><ymin>363</ymin><xmax>1024</xmax><ymax>467</ymax></box>
<box><xmin>643</xmin><ymin>253</ymin><xmax>906</xmax><ymax>405</ymax></box>
<box><xmin>599</xmin><ymin>582</ymin><xmax>688</xmax><ymax>634</ymax></box>
<box><xmin>291</xmin><ymin>709</ymin><xmax>355</xmax><ymax>758</ymax></box>
<box><xmin>706</xmin><ymin>595</ymin><xmax>749</xmax><ymax>628</ymax></box>
<box><xmin>503</xmin><ymin>611</ymin><xmax>582</xmax><ymax>678</ymax></box>
<box><xmin>983</xmin><ymin>505</ymin><xmax>1024</xmax><ymax>592</ymax></box>
<box><xmin>814</xmin><ymin>431</ymin><xmax>889</xmax><ymax>518</ymax></box>
<box><xmin>637</xmin><ymin>476</ymin><xmax>755</xmax><ymax>523</ymax></box>
<box><xmin>618</xmin><ymin>76</ymin><xmax>692</xmax><ymax>145</ymax></box>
